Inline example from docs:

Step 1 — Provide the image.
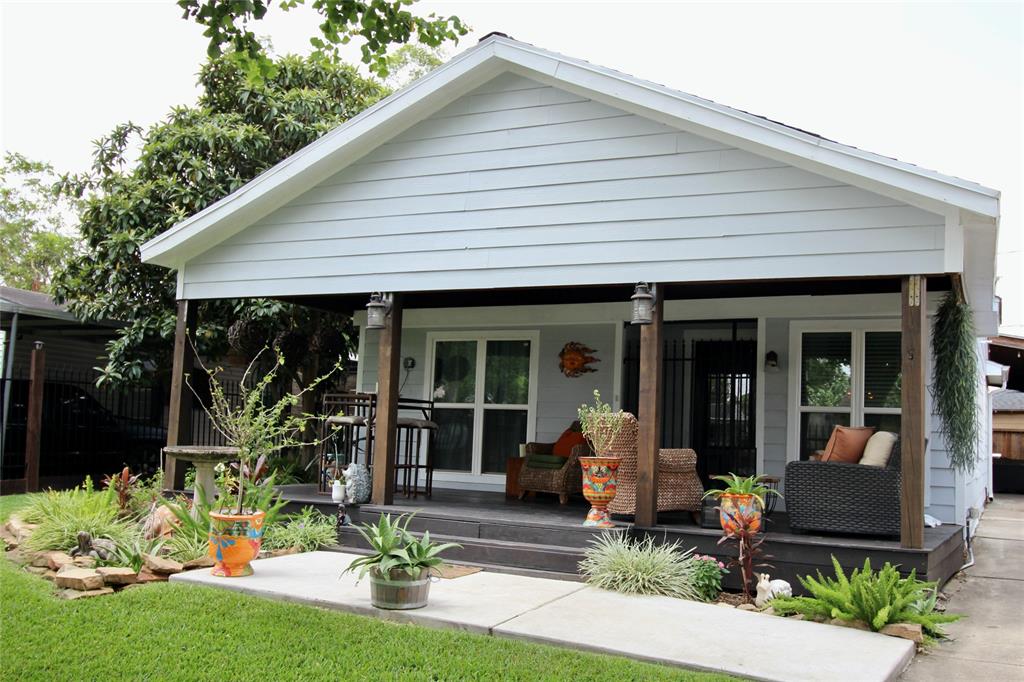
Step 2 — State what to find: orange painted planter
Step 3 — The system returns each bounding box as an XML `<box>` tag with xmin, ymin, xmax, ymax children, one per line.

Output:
<box><xmin>580</xmin><ymin>456</ymin><xmax>621</xmax><ymax>528</ymax></box>
<box><xmin>208</xmin><ymin>510</ymin><xmax>266</xmax><ymax>577</ymax></box>
<box><xmin>718</xmin><ymin>494</ymin><xmax>762</xmax><ymax>534</ymax></box>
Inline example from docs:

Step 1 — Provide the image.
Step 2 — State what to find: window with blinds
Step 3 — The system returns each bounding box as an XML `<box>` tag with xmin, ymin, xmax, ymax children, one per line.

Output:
<box><xmin>795</xmin><ymin>328</ymin><xmax>901</xmax><ymax>460</ymax></box>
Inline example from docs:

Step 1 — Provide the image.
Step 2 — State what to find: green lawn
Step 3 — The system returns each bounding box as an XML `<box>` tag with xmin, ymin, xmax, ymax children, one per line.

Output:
<box><xmin>0</xmin><ymin>494</ymin><xmax>733</xmax><ymax>681</ymax></box>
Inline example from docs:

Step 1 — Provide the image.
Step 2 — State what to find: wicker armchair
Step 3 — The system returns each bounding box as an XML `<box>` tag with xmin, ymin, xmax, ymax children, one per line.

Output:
<box><xmin>606</xmin><ymin>414</ymin><xmax>705</xmax><ymax>517</ymax></box>
<box><xmin>517</xmin><ymin>435</ymin><xmax>589</xmax><ymax>505</ymax></box>
<box><xmin>785</xmin><ymin>442</ymin><xmax>902</xmax><ymax>537</ymax></box>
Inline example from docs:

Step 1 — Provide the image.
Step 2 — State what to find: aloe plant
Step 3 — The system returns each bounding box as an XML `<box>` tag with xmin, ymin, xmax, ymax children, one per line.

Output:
<box><xmin>342</xmin><ymin>513</ymin><xmax>460</xmax><ymax>582</ymax></box>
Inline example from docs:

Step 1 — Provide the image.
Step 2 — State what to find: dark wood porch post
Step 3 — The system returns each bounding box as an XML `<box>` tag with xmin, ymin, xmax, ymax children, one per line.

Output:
<box><xmin>900</xmin><ymin>276</ymin><xmax>926</xmax><ymax>549</ymax></box>
<box><xmin>636</xmin><ymin>286</ymin><xmax>663</xmax><ymax>528</ymax></box>
<box><xmin>371</xmin><ymin>294</ymin><xmax>403</xmax><ymax>505</ymax></box>
<box><xmin>164</xmin><ymin>300</ymin><xmax>197</xmax><ymax>491</ymax></box>
<box><xmin>24</xmin><ymin>341</ymin><xmax>45</xmax><ymax>493</ymax></box>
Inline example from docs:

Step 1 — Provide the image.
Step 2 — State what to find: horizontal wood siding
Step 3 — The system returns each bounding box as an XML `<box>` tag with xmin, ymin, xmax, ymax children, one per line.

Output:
<box><xmin>183</xmin><ymin>74</ymin><xmax>945</xmax><ymax>299</ymax></box>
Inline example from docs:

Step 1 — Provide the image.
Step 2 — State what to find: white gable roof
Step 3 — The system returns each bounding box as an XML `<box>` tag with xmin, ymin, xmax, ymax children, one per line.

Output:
<box><xmin>141</xmin><ymin>34</ymin><xmax>999</xmax><ymax>269</ymax></box>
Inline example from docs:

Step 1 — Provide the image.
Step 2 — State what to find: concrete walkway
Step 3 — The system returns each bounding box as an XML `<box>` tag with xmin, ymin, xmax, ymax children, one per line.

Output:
<box><xmin>172</xmin><ymin>551</ymin><xmax>914</xmax><ymax>681</ymax></box>
<box><xmin>901</xmin><ymin>495</ymin><xmax>1024</xmax><ymax>680</ymax></box>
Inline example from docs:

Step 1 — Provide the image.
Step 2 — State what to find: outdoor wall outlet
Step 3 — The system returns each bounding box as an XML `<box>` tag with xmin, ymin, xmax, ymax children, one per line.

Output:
<box><xmin>403</xmin><ymin>357</ymin><xmax>416</xmax><ymax>370</ymax></box>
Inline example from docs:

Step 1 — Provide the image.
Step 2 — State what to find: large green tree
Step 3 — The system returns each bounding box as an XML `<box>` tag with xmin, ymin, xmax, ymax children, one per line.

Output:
<box><xmin>179</xmin><ymin>0</ymin><xmax>467</xmax><ymax>80</ymax></box>
<box><xmin>53</xmin><ymin>54</ymin><xmax>389</xmax><ymax>386</ymax></box>
<box><xmin>0</xmin><ymin>153</ymin><xmax>78</xmax><ymax>292</ymax></box>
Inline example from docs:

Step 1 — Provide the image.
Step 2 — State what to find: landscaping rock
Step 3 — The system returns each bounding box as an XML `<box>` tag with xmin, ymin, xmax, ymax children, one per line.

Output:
<box><xmin>97</xmin><ymin>566</ymin><xmax>138</xmax><ymax>586</ymax></box>
<box><xmin>880</xmin><ymin>622</ymin><xmax>924</xmax><ymax>643</ymax></box>
<box><xmin>0</xmin><ymin>526</ymin><xmax>18</xmax><ymax>549</ymax></box>
<box><xmin>136</xmin><ymin>569</ymin><xmax>168</xmax><ymax>583</ymax></box>
<box><xmin>715</xmin><ymin>602</ymin><xmax>736</xmax><ymax>608</ymax></box>
<box><xmin>6</xmin><ymin>516</ymin><xmax>37</xmax><ymax>543</ymax></box>
<box><xmin>54</xmin><ymin>566</ymin><xmax>104</xmax><ymax>591</ymax></box>
<box><xmin>142</xmin><ymin>505</ymin><xmax>178</xmax><ymax>539</ymax></box>
<box><xmin>787</xmin><ymin>614</ymin><xmax>805</xmax><ymax>620</ymax></box>
<box><xmin>829</xmin><ymin>618</ymin><xmax>871</xmax><ymax>631</ymax></box>
<box><xmin>6</xmin><ymin>548</ymin><xmax>29</xmax><ymax>565</ymax></box>
<box><xmin>25</xmin><ymin>565</ymin><xmax>49</xmax><ymax>576</ymax></box>
<box><xmin>737</xmin><ymin>604</ymin><xmax>758</xmax><ymax>612</ymax></box>
<box><xmin>761</xmin><ymin>607</ymin><xmax>776</xmax><ymax>616</ymax></box>
<box><xmin>30</xmin><ymin>552</ymin><xmax>53</xmax><ymax>568</ymax></box>
<box><xmin>183</xmin><ymin>555</ymin><xmax>215</xmax><ymax>570</ymax></box>
<box><xmin>47</xmin><ymin>552</ymin><xmax>75</xmax><ymax>571</ymax></box>
<box><xmin>143</xmin><ymin>553</ymin><xmax>183</xmax><ymax>575</ymax></box>
<box><xmin>59</xmin><ymin>587</ymin><xmax>114</xmax><ymax>600</ymax></box>
<box><xmin>72</xmin><ymin>556</ymin><xmax>97</xmax><ymax>568</ymax></box>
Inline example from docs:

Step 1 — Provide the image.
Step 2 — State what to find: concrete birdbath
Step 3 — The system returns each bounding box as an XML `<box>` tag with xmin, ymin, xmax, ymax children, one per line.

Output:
<box><xmin>163</xmin><ymin>445</ymin><xmax>240</xmax><ymax>508</ymax></box>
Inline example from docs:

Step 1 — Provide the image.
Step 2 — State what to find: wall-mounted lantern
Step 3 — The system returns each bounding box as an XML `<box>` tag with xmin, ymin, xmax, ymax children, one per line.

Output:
<box><xmin>365</xmin><ymin>292</ymin><xmax>392</xmax><ymax>330</ymax></box>
<box><xmin>630</xmin><ymin>282</ymin><xmax>655</xmax><ymax>325</ymax></box>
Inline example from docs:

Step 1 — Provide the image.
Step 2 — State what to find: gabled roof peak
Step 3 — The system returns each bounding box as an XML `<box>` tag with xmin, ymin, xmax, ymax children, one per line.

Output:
<box><xmin>141</xmin><ymin>35</ymin><xmax>998</xmax><ymax>268</ymax></box>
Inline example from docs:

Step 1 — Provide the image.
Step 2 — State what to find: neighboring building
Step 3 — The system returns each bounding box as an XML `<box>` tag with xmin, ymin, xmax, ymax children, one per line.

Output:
<box><xmin>0</xmin><ymin>286</ymin><xmax>165</xmax><ymax>489</ymax></box>
<box><xmin>141</xmin><ymin>35</ymin><xmax>1000</xmax><ymax>559</ymax></box>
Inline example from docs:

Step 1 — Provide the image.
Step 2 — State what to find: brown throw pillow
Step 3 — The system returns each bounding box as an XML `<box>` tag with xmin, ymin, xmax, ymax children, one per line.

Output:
<box><xmin>821</xmin><ymin>426</ymin><xmax>876</xmax><ymax>463</ymax></box>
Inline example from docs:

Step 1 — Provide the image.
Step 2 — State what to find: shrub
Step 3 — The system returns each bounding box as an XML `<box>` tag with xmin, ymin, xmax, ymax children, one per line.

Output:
<box><xmin>20</xmin><ymin>480</ymin><xmax>143</xmax><ymax>553</ymax></box>
<box><xmin>262</xmin><ymin>506</ymin><xmax>337</xmax><ymax>552</ymax></box>
<box><xmin>164</xmin><ymin>531</ymin><xmax>209</xmax><ymax>563</ymax></box>
<box><xmin>689</xmin><ymin>554</ymin><xmax>728</xmax><ymax>602</ymax></box>
<box><xmin>771</xmin><ymin>556</ymin><xmax>961</xmax><ymax>642</ymax></box>
<box><xmin>579</xmin><ymin>532</ymin><xmax>702</xmax><ymax>600</ymax></box>
<box><xmin>101</xmin><ymin>537</ymin><xmax>166</xmax><ymax>573</ymax></box>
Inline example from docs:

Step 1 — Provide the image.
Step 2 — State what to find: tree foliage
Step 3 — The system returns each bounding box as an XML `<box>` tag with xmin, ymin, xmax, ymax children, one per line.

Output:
<box><xmin>53</xmin><ymin>54</ymin><xmax>389</xmax><ymax>385</ymax></box>
<box><xmin>0</xmin><ymin>153</ymin><xmax>79</xmax><ymax>292</ymax></box>
<box><xmin>178</xmin><ymin>0</ymin><xmax>467</xmax><ymax>81</ymax></box>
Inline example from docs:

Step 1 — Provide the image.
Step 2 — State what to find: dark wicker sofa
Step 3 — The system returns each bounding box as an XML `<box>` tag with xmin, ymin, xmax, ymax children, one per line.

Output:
<box><xmin>784</xmin><ymin>443</ymin><xmax>901</xmax><ymax>537</ymax></box>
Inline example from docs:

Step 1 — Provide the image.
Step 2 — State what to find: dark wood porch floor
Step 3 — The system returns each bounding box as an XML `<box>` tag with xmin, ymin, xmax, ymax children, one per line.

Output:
<box><xmin>278</xmin><ymin>485</ymin><xmax>965</xmax><ymax>591</ymax></box>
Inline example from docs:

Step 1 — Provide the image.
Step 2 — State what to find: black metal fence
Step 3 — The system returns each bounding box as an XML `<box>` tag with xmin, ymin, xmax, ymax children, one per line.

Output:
<box><xmin>1</xmin><ymin>368</ymin><xmax>167</xmax><ymax>482</ymax></box>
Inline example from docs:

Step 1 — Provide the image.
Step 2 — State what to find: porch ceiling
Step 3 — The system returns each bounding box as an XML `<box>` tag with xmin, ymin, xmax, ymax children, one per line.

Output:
<box><xmin>278</xmin><ymin>274</ymin><xmax>952</xmax><ymax>314</ymax></box>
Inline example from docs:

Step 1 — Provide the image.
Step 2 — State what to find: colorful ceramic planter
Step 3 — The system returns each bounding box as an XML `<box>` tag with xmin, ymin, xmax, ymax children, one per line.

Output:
<box><xmin>580</xmin><ymin>456</ymin><xmax>621</xmax><ymax>528</ymax></box>
<box><xmin>208</xmin><ymin>510</ymin><xmax>266</xmax><ymax>577</ymax></box>
<box><xmin>718</xmin><ymin>493</ymin><xmax>762</xmax><ymax>534</ymax></box>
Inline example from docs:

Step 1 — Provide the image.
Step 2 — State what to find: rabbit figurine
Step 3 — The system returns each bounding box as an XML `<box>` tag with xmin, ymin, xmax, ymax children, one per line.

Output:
<box><xmin>755</xmin><ymin>573</ymin><xmax>792</xmax><ymax>608</ymax></box>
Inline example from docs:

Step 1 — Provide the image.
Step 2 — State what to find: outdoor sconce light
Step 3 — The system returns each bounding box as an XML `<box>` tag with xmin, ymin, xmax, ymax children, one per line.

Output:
<box><xmin>365</xmin><ymin>292</ymin><xmax>391</xmax><ymax>330</ymax></box>
<box><xmin>765</xmin><ymin>350</ymin><xmax>780</xmax><ymax>373</ymax></box>
<box><xmin>630</xmin><ymin>282</ymin><xmax>655</xmax><ymax>325</ymax></box>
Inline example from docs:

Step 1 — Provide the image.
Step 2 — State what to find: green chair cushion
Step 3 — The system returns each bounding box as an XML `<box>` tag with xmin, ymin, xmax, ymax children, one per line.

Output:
<box><xmin>525</xmin><ymin>454</ymin><xmax>566</xmax><ymax>470</ymax></box>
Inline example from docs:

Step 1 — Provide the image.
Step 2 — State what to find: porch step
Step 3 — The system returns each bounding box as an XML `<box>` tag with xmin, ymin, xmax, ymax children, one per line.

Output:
<box><xmin>347</xmin><ymin>504</ymin><xmax>611</xmax><ymax>549</ymax></box>
<box><xmin>324</xmin><ymin>543</ymin><xmax>586</xmax><ymax>583</ymax></box>
<box><xmin>336</xmin><ymin>525</ymin><xmax>594</xmax><ymax>575</ymax></box>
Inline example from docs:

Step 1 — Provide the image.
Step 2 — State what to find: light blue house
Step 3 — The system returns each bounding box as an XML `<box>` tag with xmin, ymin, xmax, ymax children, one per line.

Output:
<box><xmin>143</xmin><ymin>35</ymin><xmax>999</xmax><ymax>560</ymax></box>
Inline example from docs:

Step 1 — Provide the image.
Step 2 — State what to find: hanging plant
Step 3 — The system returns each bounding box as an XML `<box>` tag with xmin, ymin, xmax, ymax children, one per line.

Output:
<box><xmin>931</xmin><ymin>292</ymin><xmax>980</xmax><ymax>473</ymax></box>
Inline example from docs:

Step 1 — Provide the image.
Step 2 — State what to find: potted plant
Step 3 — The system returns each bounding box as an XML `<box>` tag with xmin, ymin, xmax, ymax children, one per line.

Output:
<box><xmin>703</xmin><ymin>473</ymin><xmax>782</xmax><ymax>534</ymax></box>
<box><xmin>342</xmin><ymin>513</ymin><xmax>460</xmax><ymax>610</ymax></box>
<box><xmin>576</xmin><ymin>390</ymin><xmax>629</xmax><ymax>528</ymax></box>
<box><xmin>191</xmin><ymin>349</ymin><xmax>339</xmax><ymax>577</ymax></box>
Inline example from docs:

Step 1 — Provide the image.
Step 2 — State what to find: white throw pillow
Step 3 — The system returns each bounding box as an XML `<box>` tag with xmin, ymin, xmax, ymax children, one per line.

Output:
<box><xmin>860</xmin><ymin>431</ymin><xmax>897</xmax><ymax>467</ymax></box>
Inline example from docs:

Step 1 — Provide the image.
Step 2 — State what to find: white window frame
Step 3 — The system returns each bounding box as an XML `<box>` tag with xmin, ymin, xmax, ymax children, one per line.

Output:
<box><xmin>424</xmin><ymin>330</ymin><xmax>540</xmax><ymax>483</ymax></box>
<box><xmin>787</xmin><ymin>320</ymin><xmax>901</xmax><ymax>462</ymax></box>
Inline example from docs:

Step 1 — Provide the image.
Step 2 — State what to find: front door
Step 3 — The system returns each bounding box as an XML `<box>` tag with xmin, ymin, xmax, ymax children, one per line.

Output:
<box><xmin>428</xmin><ymin>333</ymin><xmax>538</xmax><ymax>479</ymax></box>
<box><xmin>622</xmin><ymin>321</ymin><xmax>757</xmax><ymax>483</ymax></box>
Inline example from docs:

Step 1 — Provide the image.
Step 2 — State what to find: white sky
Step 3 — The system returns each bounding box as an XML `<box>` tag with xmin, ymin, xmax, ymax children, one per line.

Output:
<box><xmin>1</xmin><ymin>0</ymin><xmax>1021</xmax><ymax>333</ymax></box>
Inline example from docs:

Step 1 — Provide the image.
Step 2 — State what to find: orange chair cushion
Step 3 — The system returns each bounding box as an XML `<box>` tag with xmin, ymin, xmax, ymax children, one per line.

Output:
<box><xmin>821</xmin><ymin>426</ymin><xmax>876</xmax><ymax>463</ymax></box>
<box><xmin>552</xmin><ymin>430</ymin><xmax>587</xmax><ymax>457</ymax></box>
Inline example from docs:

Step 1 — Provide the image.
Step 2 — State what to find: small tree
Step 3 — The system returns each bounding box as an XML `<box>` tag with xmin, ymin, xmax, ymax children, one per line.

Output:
<box><xmin>577</xmin><ymin>390</ymin><xmax>628</xmax><ymax>456</ymax></box>
<box><xmin>190</xmin><ymin>348</ymin><xmax>340</xmax><ymax>514</ymax></box>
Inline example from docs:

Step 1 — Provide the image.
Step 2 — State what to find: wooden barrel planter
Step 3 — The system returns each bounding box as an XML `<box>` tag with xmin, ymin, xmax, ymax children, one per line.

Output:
<box><xmin>369</xmin><ymin>567</ymin><xmax>431</xmax><ymax>610</ymax></box>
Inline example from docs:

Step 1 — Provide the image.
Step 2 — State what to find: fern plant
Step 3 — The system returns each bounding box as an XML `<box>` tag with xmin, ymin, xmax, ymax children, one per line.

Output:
<box><xmin>771</xmin><ymin>556</ymin><xmax>960</xmax><ymax>643</ymax></box>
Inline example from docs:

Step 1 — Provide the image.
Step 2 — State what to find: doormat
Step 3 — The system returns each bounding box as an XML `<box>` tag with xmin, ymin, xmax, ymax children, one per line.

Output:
<box><xmin>435</xmin><ymin>563</ymin><xmax>483</xmax><ymax>579</ymax></box>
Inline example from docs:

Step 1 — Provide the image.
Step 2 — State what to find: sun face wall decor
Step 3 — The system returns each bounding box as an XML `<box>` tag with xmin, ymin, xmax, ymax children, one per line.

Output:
<box><xmin>559</xmin><ymin>342</ymin><xmax>599</xmax><ymax>378</ymax></box>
